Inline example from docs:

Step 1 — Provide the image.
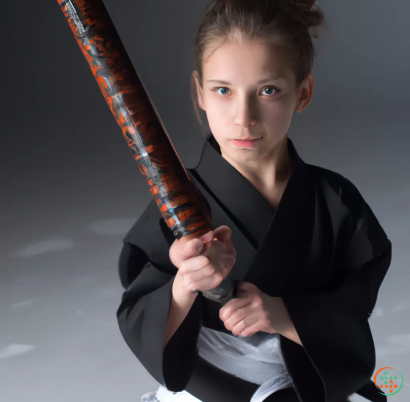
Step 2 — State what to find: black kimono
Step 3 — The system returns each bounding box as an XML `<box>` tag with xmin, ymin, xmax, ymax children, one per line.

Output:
<box><xmin>116</xmin><ymin>136</ymin><xmax>392</xmax><ymax>402</ymax></box>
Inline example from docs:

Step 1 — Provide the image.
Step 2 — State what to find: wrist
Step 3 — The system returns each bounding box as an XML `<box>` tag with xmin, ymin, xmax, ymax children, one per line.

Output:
<box><xmin>267</xmin><ymin>296</ymin><xmax>289</xmax><ymax>335</ymax></box>
<box><xmin>172</xmin><ymin>272</ymin><xmax>198</xmax><ymax>306</ymax></box>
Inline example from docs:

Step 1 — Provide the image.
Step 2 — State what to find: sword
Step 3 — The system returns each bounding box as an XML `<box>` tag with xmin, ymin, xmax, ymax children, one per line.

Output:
<box><xmin>56</xmin><ymin>0</ymin><xmax>234</xmax><ymax>304</ymax></box>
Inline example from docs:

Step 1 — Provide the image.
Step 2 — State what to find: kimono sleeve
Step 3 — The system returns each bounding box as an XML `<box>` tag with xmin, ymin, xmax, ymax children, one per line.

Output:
<box><xmin>116</xmin><ymin>202</ymin><xmax>203</xmax><ymax>391</ymax></box>
<box><xmin>281</xmin><ymin>179</ymin><xmax>392</xmax><ymax>402</ymax></box>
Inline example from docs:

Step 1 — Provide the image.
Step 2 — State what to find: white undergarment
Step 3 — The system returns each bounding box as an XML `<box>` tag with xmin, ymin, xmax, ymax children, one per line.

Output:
<box><xmin>141</xmin><ymin>326</ymin><xmax>294</xmax><ymax>402</ymax></box>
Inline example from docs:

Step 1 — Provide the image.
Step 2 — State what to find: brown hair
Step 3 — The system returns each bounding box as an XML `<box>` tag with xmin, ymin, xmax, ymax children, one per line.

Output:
<box><xmin>190</xmin><ymin>0</ymin><xmax>325</xmax><ymax>147</ymax></box>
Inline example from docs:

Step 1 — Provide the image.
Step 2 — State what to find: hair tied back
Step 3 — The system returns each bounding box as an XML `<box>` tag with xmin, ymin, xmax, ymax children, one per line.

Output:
<box><xmin>290</xmin><ymin>0</ymin><xmax>320</xmax><ymax>37</ymax></box>
<box><xmin>292</xmin><ymin>0</ymin><xmax>316</xmax><ymax>11</ymax></box>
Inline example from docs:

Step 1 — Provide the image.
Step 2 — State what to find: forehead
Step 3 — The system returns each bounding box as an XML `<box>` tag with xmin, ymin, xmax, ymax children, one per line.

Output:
<box><xmin>202</xmin><ymin>39</ymin><xmax>292</xmax><ymax>81</ymax></box>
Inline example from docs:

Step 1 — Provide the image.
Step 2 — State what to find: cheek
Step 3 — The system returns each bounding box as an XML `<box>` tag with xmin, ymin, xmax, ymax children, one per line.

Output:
<box><xmin>203</xmin><ymin>94</ymin><xmax>223</xmax><ymax>111</ymax></box>
<box><xmin>203</xmin><ymin>98</ymin><xmax>228</xmax><ymax>127</ymax></box>
<box><xmin>260</xmin><ymin>97</ymin><xmax>295</xmax><ymax>127</ymax></box>
<box><xmin>207</xmin><ymin>113</ymin><xmax>226</xmax><ymax>142</ymax></box>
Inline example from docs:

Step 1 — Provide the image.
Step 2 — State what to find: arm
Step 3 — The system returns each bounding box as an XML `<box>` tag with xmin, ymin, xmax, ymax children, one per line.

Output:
<box><xmin>281</xmin><ymin>240</ymin><xmax>391</xmax><ymax>402</ymax></box>
<box><xmin>116</xmin><ymin>242</ymin><xmax>203</xmax><ymax>392</ymax></box>
<box><xmin>270</xmin><ymin>297</ymin><xmax>302</xmax><ymax>346</ymax></box>
<box><xmin>279</xmin><ymin>186</ymin><xmax>392</xmax><ymax>402</ymax></box>
<box><xmin>164</xmin><ymin>272</ymin><xmax>198</xmax><ymax>347</ymax></box>
<box><xmin>218</xmin><ymin>283</ymin><xmax>304</xmax><ymax>346</ymax></box>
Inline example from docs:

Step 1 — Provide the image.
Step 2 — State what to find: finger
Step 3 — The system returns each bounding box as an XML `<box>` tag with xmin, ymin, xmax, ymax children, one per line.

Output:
<box><xmin>188</xmin><ymin>274</ymin><xmax>221</xmax><ymax>293</ymax></box>
<box><xmin>191</xmin><ymin>265</ymin><xmax>217</xmax><ymax>283</ymax></box>
<box><xmin>237</xmin><ymin>281</ymin><xmax>261</xmax><ymax>296</ymax></box>
<box><xmin>220</xmin><ymin>297</ymin><xmax>251</xmax><ymax>320</ymax></box>
<box><xmin>180</xmin><ymin>238</ymin><xmax>204</xmax><ymax>261</ymax></box>
<box><xmin>236</xmin><ymin>281</ymin><xmax>253</xmax><ymax>291</ymax></box>
<box><xmin>180</xmin><ymin>255</ymin><xmax>211</xmax><ymax>276</ymax></box>
<box><xmin>188</xmin><ymin>265</ymin><xmax>227</xmax><ymax>292</ymax></box>
<box><xmin>235</xmin><ymin>287</ymin><xmax>248</xmax><ymax>298</ymax></box>
<box><xmin>198</xmin><ymin>230</ymin><xmax>215</xmax><ymax>244</ymax></box>
<box><xmin>213</xmin><ymin>225</ymin><xmax>232</xmax><ymax>242</ymax></box>
<box><xmin>238</xmin><ymin>319</ymin><xmax>264</xmax><ymax>337</ymax></box>
<box><xmin>230</xmin><ymin>311</ymin><xmax>261</xmax><ymax>336</ymax></box>
<box><xmin>224</xmin><ymin>308</ymin><xmax>252</xmax><ymax>334</ymax></box>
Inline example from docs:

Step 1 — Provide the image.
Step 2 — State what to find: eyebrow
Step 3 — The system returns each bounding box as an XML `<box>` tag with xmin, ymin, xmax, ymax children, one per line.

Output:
<box><xmin>206</xmin><ymin>77</ymin><xmax>286</xmax><ymax>85</ymax></box>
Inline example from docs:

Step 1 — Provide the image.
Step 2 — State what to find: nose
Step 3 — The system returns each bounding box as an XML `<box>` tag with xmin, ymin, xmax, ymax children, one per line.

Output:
<box><xmin>233</xmin><ymin>96</ymin><xmax>257</xmax><ymax>128</ymax></box>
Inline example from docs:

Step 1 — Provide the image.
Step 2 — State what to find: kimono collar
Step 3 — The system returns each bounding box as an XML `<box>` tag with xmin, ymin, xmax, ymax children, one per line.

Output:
<box><xmin>190</xmin><ymin>135</ymin><xmax>308</xmax><ymax>250</ymax></box>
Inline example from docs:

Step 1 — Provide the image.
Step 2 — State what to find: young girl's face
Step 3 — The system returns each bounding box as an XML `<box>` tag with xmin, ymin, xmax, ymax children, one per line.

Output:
<box><xmin>195</xmin><ymin>39</ymin><xmax>312</xmax><ymax>163</ymax></box>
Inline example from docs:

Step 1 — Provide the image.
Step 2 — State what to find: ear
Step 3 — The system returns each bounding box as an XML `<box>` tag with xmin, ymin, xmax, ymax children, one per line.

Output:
<box><xmin>192</xmin><ymin>71</ymin><xmax>206</xmax><ymax>111</ymax></box>
<box><xmin>295</xmin><ymin>74</ymin><xmax>313</xmax><ymax>113</ymax></box>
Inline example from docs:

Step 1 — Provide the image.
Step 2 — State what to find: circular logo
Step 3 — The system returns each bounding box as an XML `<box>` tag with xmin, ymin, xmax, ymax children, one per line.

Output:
<box><xmin>374</xmin><ymin>367</ymin><xmax>404</xmax><ymax>396</ymax></box>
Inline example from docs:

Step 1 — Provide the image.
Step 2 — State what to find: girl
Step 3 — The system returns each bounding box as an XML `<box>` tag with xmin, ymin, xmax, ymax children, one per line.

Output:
<box><xmin>117</xmin><ymin>1</ymin><xmax>391</xmax><ymax>401</ymax></box>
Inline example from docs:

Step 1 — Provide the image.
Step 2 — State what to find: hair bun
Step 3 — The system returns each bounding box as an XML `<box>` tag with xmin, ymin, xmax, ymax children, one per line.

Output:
<box><xmin>289</xmin><ymin>0</ymin><xmax>322</xmax><ymax>38</ymax></box>
<box><xmin>292</xmin><ymin>0</ymin><xmax>316</xmax><ymax>11</ymax></box>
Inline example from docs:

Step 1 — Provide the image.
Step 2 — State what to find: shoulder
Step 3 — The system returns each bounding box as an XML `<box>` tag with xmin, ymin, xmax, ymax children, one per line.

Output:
<box><xmin>308</xmin><ymin>164</ymin><xmax>357</xmax><ymax>193</ymax></box>
<box><xmin>308</xmin><ymin>164</ymin><xmax>366</xmax><ymax>218</ymax></box>
<box><xmin>122</xmin><ymin>199</ymin><xmax>176</xmax><ymax>273</ymax></box>
<box><xmin>308</xmin><ymin>164</ymin><xmax>390</xmax><ymax>269</ymax></box>
<box><xmin>309</xmin><ymin>164</ymin><xmax>389</xmax><ymax>250</ymax></box>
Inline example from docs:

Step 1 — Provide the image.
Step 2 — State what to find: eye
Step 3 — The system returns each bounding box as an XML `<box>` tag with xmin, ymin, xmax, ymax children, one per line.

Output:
<box><xmin>216</xmin><ymin>87</ymin><xmax>230</xmax><ymax>96</ymax></box>
<box><xmin>261</xmin><ymin>87</ymin><xmax>278</xmax><ymax>96</ymax></box>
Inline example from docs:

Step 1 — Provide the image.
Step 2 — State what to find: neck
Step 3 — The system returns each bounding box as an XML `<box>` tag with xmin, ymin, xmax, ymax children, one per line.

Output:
<box><xmin>221</xmin><ymin>135</ymin><xmax>293</xmax><ymax>197</ymax></box>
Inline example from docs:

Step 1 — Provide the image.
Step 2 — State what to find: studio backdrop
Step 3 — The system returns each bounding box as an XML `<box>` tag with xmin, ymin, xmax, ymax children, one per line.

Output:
<box><xmin>0</xmin><ymin>1</ymin><xmax>409</xmax><ymax>401</ymax></box>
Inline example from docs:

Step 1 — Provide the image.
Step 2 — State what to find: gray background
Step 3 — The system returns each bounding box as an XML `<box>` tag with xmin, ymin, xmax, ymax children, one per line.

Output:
<box><xmin>0</xmin><ymin>0</ymin><xmax>409</xmax><ymax>401</ymax></box>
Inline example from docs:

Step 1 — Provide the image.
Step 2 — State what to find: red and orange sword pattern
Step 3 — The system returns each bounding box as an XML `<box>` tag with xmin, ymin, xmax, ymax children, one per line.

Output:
<box><xmin>56</xmin><ymin>0</ymin><xmax>211</xmax><ymax>240</ymax></box>
<box><xmin>56</xmin><ymin>0</ymin><xmax>234</xmax><ymax>303</ymax></box>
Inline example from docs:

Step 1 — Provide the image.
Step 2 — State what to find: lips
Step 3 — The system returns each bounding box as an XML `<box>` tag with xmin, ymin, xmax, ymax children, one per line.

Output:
<box><xmin>231</xmin><ymin>137</ymin><xmax>263</xmax><ymax>148</ymax></box>
<box><xmin>232</xmin><ymin>137</ymin><xmax>261</xmax><ymax>141</ymax></box>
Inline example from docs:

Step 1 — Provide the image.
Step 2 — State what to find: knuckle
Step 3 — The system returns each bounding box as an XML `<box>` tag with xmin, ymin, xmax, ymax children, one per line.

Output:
<box><xmin>179</xmin><ymin>260</ymin><xmax>187</xmax><ymax>273</ymax></box>
<box><xmin>223</xmin><ymin>307</ymin><xmax>231</xmax><ymax>317</ymax></box>
<box><xmin>187</xmin><ymin>239</ymin><xmax>198</xmax><ymax>252</ymax></box>
<box><xmin>253</xmin><ymin>296</ymin><xmax>263</xmax><ymax>306</ymax></box>
<box><xmin>222</xmin><ymin>225</ymin><xmax>231</xmax><ymax>233</ymax></box>
<box><xmin>186</xmin><ymin>279</ymin><xmax>196</xmax><ymax>292</ymax></box>
<box><xmin>199</xmin><ymin>256</ymin><xmax>210</xmax><ymax>266</ymax></box>
<box><xmin>214</xmin><ymin>273</ymin><xmax>223</xmax><ymax>284</ymax></box>
<box><xmin>185</xmin><ymin>246</ymin><xmax>195</xmax><ymax>258</ymax></box>
<box><xmin>261</xmin><ymin>309</ymin><xmax>268</xmax><ymax>321</ymax></box>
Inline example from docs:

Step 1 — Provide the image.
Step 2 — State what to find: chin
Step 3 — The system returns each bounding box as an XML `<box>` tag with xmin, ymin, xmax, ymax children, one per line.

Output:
<box><xmin>226</xmin><ymin>146</ymin><xmax>263</xmax><ymax>162</ymax></box>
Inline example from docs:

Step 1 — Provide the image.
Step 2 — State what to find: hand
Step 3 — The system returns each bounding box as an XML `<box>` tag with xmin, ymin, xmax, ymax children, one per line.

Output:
<box><xmin>169</xmin><ymin>225</ymin><xmax>236</xmax><ymax>296</ymax></box>
<box><xmin>219</xmin><ymin>281</ymin><xmax>290</xmax><ymax>337</ymax></box>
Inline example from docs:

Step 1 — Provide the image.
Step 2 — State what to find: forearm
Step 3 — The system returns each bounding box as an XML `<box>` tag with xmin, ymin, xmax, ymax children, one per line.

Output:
<box><xmin>273</xmin><ymin>297</ymin><xmax>303</xmax><ymax>347</ymax></box>
<box><xmin>164</xmin><ymin>272</ymin><xmax>198</xmax><ymax>348</ymax></box>
<box><xmin>279</xmin><ymin>321</ymin><xmax>302</xmax><ymax>346</ymax></box>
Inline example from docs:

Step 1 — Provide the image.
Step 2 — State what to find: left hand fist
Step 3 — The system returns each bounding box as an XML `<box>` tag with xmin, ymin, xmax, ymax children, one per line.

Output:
<box><xmin>219</xmin><ymin>281</ymin><xmax>279</xmax><ymax>337</ymax></box>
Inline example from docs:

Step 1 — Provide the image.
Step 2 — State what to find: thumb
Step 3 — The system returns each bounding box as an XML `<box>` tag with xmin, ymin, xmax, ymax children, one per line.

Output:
<box><xmin>182</xmin><ymin>237</ymin><xmax>205</xmax><ymax>260</ymax></box>
<box><xmin>212</xmin><ymin>225</ymin><xmax>232</xmax><ymax>242</ymax></box>
<box><xmin>198</xmin><ymin>230</ymin><xmax>215</xmax><ymax>244</ymax></box>
<box><xmin>170</xmin><ymin>236</ymin><xmax>204</xmax><ymax>267</ymax></box>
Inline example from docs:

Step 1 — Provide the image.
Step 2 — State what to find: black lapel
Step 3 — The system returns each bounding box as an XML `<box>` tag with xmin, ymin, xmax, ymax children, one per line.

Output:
<box><xmin>191</xmin><ymin>137</ymin><xmax>275</xmax><ymax>249</ymax></box>
<box><xmin>188</xmin><ymin>136</ymin><xmax>316</xmax><ymax>296</ymax></box>
<box><xmin>243</xmin><ymin>141</ymin><xmax>317</xmax><ymax>296</ymax></box>
<box><xmin>188</xmin><ymin>170</ymin><xmax>258</xmax><ymax>283</ymax></box>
